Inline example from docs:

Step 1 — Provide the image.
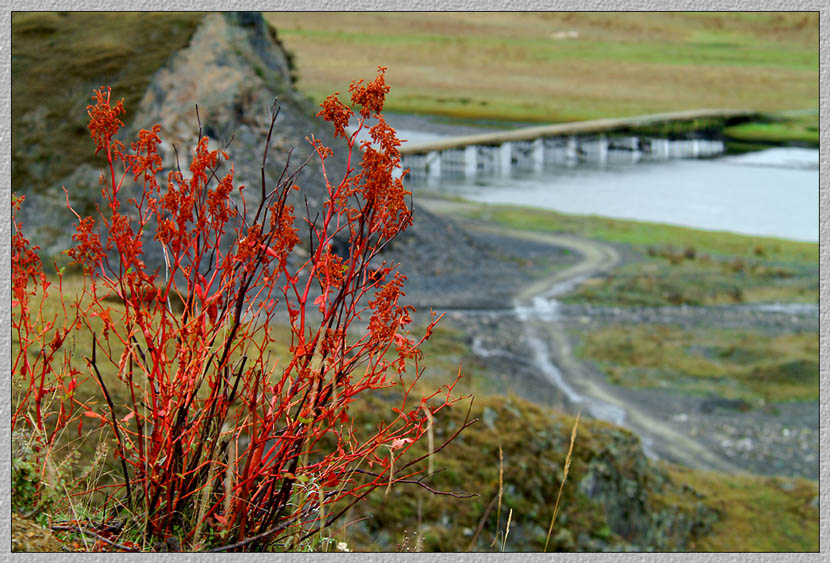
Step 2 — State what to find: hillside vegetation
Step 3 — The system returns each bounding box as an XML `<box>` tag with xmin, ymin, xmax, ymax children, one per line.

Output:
<box><xmin>11</xmin><ymin>12</ymin><xmax>206</xmax><ymax>194</ymax></box>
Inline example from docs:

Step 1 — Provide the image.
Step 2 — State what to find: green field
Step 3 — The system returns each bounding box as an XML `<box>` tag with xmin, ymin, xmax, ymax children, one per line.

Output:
<box><xmin>265</xmin><ymin>11</ymin><xmax>818</xmax><ymax>135</ymax></box>
<box><xmin>457</xmin><ymin>203</ymin><xmax>818</xmax><ymax>307</ymax></box>
<box><xmin>11</xmin><ymin>11</ymin><xmax>819</xmax><ymax>200</ymax></box>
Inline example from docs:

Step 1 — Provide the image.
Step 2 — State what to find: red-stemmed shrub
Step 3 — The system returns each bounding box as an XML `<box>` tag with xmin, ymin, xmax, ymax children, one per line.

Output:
<box><xmin>12</xmin><ymin>68</ymin><xmax>473</xmax><ymax>552</ymax></box>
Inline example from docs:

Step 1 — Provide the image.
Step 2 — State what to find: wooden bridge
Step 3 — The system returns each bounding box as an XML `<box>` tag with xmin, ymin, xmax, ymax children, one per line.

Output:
<box><xmin>398</xmin><ymin>109</ymin><xmax>757</xmax><ymax>181</ymax></box>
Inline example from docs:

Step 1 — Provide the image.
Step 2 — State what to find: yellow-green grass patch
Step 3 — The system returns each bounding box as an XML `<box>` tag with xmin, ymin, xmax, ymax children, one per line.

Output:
<box><xmin>576</xmin><ymin>324</ymin><xmax>818</xmax><ymax>402</ymax></box>
<box><xmin>659</xmin><ymin>465</ymin><xmax>818</xmax><ymax>552</ymax></box>
<box><xmin>266</xmin><ymin>12</ymin><xmax>817</xmax><ymax>125</ymax></box>
<box><xmin>461</xmin><ymin>204</ymin><xmax>817</xmax><ymax>264</ymax></box>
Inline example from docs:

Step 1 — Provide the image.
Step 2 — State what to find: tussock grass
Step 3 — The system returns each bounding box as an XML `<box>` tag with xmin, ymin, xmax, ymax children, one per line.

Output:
<box><xmin>544</xmin><ymin>412</ymin><xmax>579</xmax><ymax>551</ymax></box>
<box><xmin>577</xmin><ymin>324</ymin><xmax>818</xmax><ymax>402</ymax></box>
<box><xmin>657</xmin><ymin>465</ymin><xmax>818</xmax><ymax>552</ymax></box>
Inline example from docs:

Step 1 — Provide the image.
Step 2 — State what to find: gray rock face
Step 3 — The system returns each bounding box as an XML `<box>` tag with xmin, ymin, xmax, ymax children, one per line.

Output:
<box><xmin>575</xmin><ymin>428</ymin><xmax>717</xmax><ymax>551</ymax></box>
<box><xmin>16</xmin><ymin>13</ymin><xmax>340</xmax><ymax>258</ymax></box>
<box><xmin>14</xmin><ymin>12</ymin><xmax>497</xmax><ymax>299</ymax></box>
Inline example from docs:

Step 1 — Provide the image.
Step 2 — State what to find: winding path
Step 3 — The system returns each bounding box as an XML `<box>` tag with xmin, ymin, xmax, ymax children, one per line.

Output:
<box><xmin>421</xmin><ymin>198</ymin><xmax>743</xmax><ymax>473</ymax></box>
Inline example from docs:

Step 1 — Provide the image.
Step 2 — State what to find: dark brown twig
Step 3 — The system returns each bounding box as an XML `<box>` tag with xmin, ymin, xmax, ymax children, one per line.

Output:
<box><xmin>85</xmin><ymin>336</ymin><xmax>133</xmax><ymax>510</ymax></box>
<box><xmin>349</xmin><ymin>468</ymin><xmax>478</xmax><ymax>498</ymax></box>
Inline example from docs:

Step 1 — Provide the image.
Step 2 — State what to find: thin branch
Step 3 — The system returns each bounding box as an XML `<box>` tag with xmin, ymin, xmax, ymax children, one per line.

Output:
<box><xmin>51</xmin><ymin>525</ymin><xmax>138</xmax><ymax>552</ymax></box>
<box><xmin>349</xmin><ymin>468</ymin><xmax>478</xmax><ymax>498</ymax></box>
<box><xmin>399</xmin><ymin>398</ymin><xmax>478</xmax><ymax>473</ymax></box>
<box><xmin>85</xmin><ymin>336</ymin><xmax>133</xmax><ymax>511</ymax></box>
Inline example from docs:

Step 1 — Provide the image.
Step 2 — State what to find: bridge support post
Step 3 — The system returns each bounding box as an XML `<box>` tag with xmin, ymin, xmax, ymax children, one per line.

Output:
<box><xmin>597</xmin><ymin>134</ymin><xmax>608</xmax><ymax>165</ymax></box>
<box><xmin>426</xmin><ymin>150</ymin><xmax>441</xmax><ymax>180</ymax></box>
<box><xmin>532</xmin><ymin>138</ymin><xmax>544</xmax><ymax>172</ymax></box>
<box><xmin>627</xmin><ymin>137</ymin><xmax>641</xmax><ymax>162</ymax></box>
<box><xmin>500</xmin><ymin>142</ymin><xmax>512</xmax><ymax>176</ymax></box>
<box><xmin>566</xmin><ymin>136</ymin><xmax>578</xmax><ymax>163</ymax></box>
<box><xmin>464</xmin><ymin>145</ymin><xmax>477</xmax><ymax>179</ymax></box>
<box><xmin>652</xmin><ymin>138</ymin><xmax>670</xmax><ymax>160</ymax></box>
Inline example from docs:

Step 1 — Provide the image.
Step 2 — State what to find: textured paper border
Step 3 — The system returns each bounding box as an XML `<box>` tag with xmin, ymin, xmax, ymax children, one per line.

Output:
<box><xmin>0</xmin><ymin>2</ymin><xmax>825</xmax><ymax>561</ymax></box>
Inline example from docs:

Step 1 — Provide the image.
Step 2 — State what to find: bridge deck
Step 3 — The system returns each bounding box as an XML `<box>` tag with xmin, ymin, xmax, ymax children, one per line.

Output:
<box><xmin>398</xmin><ymin>109</ymin><xmax>756</xmax><ymax>155</ymax></box>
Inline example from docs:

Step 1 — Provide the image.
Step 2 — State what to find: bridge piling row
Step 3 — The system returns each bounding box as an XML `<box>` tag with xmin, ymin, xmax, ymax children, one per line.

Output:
<box><xmin>396</xmin><ymin>109</ymin><xmax>750</xmax><ymax>183</ymax></box>
<box><xmin>403</xmin><ymin>134</ymin><xmax>726</xmax><ymax>182</ymax></box>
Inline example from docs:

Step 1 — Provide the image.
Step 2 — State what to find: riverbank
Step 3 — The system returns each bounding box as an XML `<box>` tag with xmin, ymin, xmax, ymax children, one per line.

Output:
<box><xmin>341</xmin><ymin>198</ymin><xmax>819</xmax><ymax>550</ymax></box>
<box><xmin>400</xmin><ymin>196</ymin><xmax>818</xmax><ymax>481</ymax></box>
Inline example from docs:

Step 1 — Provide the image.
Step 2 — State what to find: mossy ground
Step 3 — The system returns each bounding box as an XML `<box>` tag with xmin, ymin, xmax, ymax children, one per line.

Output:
<box><xmin>575</xmin><ymin>324</ymin><xmax>818</xmax><ymax>402</ymax></box>
<box><xmin>321</xmin><ymin>394</ymin><xmax>818</xmax><ymax>552</ymax></box>
<box><xmin>568</xmin><ymin>249</ymin><xmax>817</xmax><ymax>307</ymax></box>
<box><xmin>458</xmin><ymin>204</ymin><xmax>818</xmax><ymax>307</ymax></box>
<box><xmin>657</xmin><ymin>465</ymin><xmax>819</xmax><ymax>552</ymax></box>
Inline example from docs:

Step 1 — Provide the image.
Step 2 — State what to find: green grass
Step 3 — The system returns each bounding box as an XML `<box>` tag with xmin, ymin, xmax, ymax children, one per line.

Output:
<box><xmin>276</xmin><ymin>27</ymin><xmax>817</xmax><ymax>70</ymax></box>
<box><xmin>576</xmin><ymin>324</ymin><xmax>818</xmax><ymax>402</ymax></box>
<box><xmin>659</xmin><ymin>465</ymin><xmax>818</xmax><ymax>552</ymax></box>
<box><xmin>724</xmin><ymin>110</ymin><xmax>819</xmax><ymax>146</ymax></box>
<box><xmin>266</xmin><ymin>12</ymin><xmax>818</xmax><ymax>124</ymax></box>
<box><xmin>463</xmin><ymin>204</ymin><xmax>817</xmax><ymax>264</ymax></box>
<box><xmin>568</xmin><ymin>250</ymin><xmax>817</xmax><ymax>307</ymax></box>
<box><xmin>457</xmin><ymin>203</ymin><xmax>818</xmax><ymax>307</ymax></box>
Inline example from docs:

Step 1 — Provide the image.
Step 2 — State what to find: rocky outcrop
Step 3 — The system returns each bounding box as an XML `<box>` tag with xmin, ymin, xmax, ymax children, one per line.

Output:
<box><xmin>15</xmin><ymin>12</ymin><xmax>345</xmax><ymax>259</ymax></box>
<box><xmin>13</xmin><ymin>12</ymin><xmax>506</xmax><ymax>304</ymax></box>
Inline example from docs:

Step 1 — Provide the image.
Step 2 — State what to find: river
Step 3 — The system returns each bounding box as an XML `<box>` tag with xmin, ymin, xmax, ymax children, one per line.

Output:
<box><xmin>384</xmin><ymin>119</ymin><xmax>819</xmax><ymax>476</ymax></box>
<box><xmin>409</xmin><ymin>144</ymin><xmax>819</xmax><ymax>243</ymax></box>
<box><xmin>381</xmin><ymin>116</ymin><xmax>818</xmax><ymax>242</ymax></box>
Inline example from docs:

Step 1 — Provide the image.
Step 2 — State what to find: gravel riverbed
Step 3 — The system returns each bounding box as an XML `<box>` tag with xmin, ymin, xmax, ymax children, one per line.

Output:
<box><xmin>399</xmin><ymin>209</ymin><xmax>819</xmax><ymax>480</ymax></box>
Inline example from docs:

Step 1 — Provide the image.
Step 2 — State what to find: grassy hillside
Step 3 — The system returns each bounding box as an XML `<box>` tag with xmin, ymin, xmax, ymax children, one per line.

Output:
<box><xmin>13</xmin><ymin>379</ymin><xmax>819</xmax><ymax>552</ymax></box>
<box><xmin>11</xmin><ymin>12</ymin><xmax>206</xmax><ymax>194</ymax></box>
<box><xmin>264</xmin><ymin>12</ymin><xmax>818</xmax><ymax>125</ymax></box>
<box><xmin>341</xmin><ymin>394</ymin><xmax>818</xmax><ymax>552</ymax></box>
<box><xmin>12</xmin><ymin>268</ymin><xmax>819</xmax><ymax>552</ymax></box>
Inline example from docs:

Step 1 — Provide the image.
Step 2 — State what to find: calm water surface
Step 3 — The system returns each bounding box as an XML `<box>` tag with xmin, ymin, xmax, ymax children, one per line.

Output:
<box><xmin>406</xmin><ymin>143</ymin><xmax>819</xmax><ymax>242</ymax></box>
